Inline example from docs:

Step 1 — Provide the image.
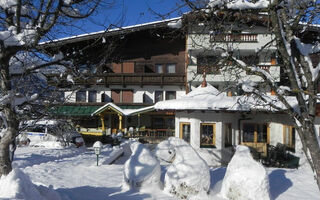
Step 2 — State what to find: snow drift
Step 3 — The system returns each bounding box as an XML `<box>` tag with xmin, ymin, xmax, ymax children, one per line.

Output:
<box><xmin>156</xmin><ymin>137</ymin><xmax>210</xmax><ymax>199</ymax></box>
<box><xmin>0</xmin><ymin>168</ymin><xmax>61</xmax><ymax>200</ymax></box>
<box><xmin>123</xmin><ymin>142</ymin><xmax>161</xmax><ymax>189</ymax></box>
<box><xmin>220</xmin><ymin>145</ymin><xmax>270</xmax><ymax>200</ymax></box>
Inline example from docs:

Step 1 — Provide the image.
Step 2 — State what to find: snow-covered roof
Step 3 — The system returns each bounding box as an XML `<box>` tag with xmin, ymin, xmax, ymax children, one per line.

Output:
<box><xmin>208</xmin><ymin>0</ymin><xmax>270</xmax><ymax>10</ymax></box>
<box><xmin>155</xmin><ymin>83</ymin><xmax>298</xmax><ymax>112</ymax></box>
<box><xmin>40</xmin><ymin>17</ymin><xmax>182</xmax><ymax>46</ymax></box>
<box><xmin>91</xmin><ymin>103</ymin><xmax>154</xmax><ymax>116</ymax></box>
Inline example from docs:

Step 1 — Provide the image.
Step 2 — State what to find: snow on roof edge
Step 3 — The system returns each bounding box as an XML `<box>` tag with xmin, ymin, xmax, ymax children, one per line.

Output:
<box><xmin>40</xmin><ymin>16</ymin><xmax>182</xmax><ymax>45</ymax></box>
<box><xmin>92</xmin><ymin>103</ymin><xmax>155</xmax><ymax>117</ymax></box>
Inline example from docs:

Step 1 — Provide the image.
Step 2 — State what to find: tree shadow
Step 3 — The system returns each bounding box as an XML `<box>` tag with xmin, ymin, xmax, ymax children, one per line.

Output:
<box><xmin>268</xmin><ymin>169</ymin><xmax>293</xmax><ymax>199</ymax></box>
<box><xmin>57</xmin><ymin>186</ymin><xmax>151</xmax><ymax>200</ymax></box>
<box><xmin>210</xmin><ymin>167</ymin><xmax>226</xmax><ymax>191</ymax></box>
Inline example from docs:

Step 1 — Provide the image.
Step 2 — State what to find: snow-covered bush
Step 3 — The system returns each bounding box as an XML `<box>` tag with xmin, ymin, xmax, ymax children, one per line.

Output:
<box><xmin>220</xmin><ymin>145</ymin><xmax>270</xmax><ymax>200</ymax></box>
<box><xmin>158</xmin><ymin>137</ymin><xmax>210</xmax><ymax>199</ymax></box>
<box><xmin>0</xmin><ymin>168</ymin><xmax>61</xmax><ymax>200</ymax></box>
<box><xmin>123</xmin><ymin>142</ymin><xmax>161</xmax><ymax>189</ymax></box>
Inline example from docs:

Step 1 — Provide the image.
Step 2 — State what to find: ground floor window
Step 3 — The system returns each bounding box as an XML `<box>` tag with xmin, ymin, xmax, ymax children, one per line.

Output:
<box><xmin>283</xmin><ymin>125</ymin><xmax>295</xmax><ymax>150</ymax></box>
<box><xmin>242</xmin><ymin>123</ymin><xmax>268</xmax><ymax>143</ymax></box>
<box><xmin>152</xmin><ymin>116</ymin><xmax>175</xmax><ymax>129</ymax></box>
<box><xmin>224</xmin><ymin>123</ymin><xmax>232</xmax><ymax>147</ymax></box>
<box><xmin>200</xmin><ymin>123</ymin><xmax>216</xmax><ymax>147</ymax></box>
<box><xmin>180</xmin><ymin>122</ymin><xmax>190</xmax><ymax>143</ymax></box>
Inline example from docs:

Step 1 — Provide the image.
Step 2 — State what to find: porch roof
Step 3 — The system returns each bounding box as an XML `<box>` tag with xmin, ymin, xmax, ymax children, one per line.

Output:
<box><xmin>155</xmin><ymin>84</ymin><xmax>298</xmax><ymax>112</ymax></box>
<box><xmin>91</xmin><ymin>103</ymin><xmax>155</xmax><ymax>116</ymax></box>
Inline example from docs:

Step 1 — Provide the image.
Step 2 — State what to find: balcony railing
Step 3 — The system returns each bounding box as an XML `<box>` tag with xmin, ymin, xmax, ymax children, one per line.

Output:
<box><xmin>210</xmin><ymin>34</ymin><xmax>258</xmax><ymax>43</ymax></box>
<box><xmin>47</xmin><ymin>73</ymin><xmax>186</xmax><ymax>87</ymax></box>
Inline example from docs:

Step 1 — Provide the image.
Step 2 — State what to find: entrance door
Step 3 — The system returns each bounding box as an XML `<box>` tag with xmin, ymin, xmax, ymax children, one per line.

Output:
<box><xmin>242</xmin><ymin>123</ymin><xmax>269</xmax><ymax>157</ymax></box>
<box><xmin>180</xmin><ymin>122</ymin><xmax>190</xmax><ymax>143</ymax></box>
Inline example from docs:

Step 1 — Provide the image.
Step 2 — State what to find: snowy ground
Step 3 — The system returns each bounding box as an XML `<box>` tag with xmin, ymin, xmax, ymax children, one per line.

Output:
<box><xmin>8</xmin><ymin>142</ymin><xmax>320</xmax><ymax>200</ymax></box>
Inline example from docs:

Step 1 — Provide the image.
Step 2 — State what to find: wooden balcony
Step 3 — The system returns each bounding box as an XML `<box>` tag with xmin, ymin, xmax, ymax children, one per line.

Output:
<box><xmin>210</xmin><ymin>34</ymin><xmax>258</xmax><ymax>43</ymax></box>
<box><xmin>47</xmin><ymin>73</ymin><xmax>186</xmax><ymax>87</ymax></box>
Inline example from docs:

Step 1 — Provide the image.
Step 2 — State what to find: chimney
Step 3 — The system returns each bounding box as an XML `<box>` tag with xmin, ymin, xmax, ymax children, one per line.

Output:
<box><xmin>201</xmin><ymin>70</ymin><xmax>207</xmax><ymax>87</ymax></box>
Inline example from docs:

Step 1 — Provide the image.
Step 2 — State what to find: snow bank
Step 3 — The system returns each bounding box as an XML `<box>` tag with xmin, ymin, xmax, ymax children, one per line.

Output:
<box><xmin>0</xmin><ymin>168</ymin><xmax>61</xmax><ymax>200</ymax></box>
<box><xmin>220</xmin><ymin>145</ymin><xmax>270</xmax><ymax>200</ymax></box>
<box><xmin>158</xmin><ymin>137</ymin><xmax>210</xmax><ymax>199</ymax></box>
<box><xmin>123</xmin><ymin>142</ymin><xmax>161</xmax><ymax>189</ymax></box>
<box><xmin>30</xmin><ymin>141</ymin><xmax>65</xmax><ymax>148</ymax></box>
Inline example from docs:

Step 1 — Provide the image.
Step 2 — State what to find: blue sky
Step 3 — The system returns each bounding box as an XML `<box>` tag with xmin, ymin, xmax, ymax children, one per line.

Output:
<box><xmin>54</xmin><ymin>0</ymin><xmax>189</xmax><ymax>39</ymax></box>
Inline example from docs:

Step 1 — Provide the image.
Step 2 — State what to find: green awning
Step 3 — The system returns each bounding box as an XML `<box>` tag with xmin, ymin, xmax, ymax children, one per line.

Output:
<box><xmin>51</xmin><ymin>104</ymin><xmax>152</xmax><ymax>117</ymax></box>
<box><xmin>51</xmin><ymin>105</ymin><xmax>101</xmax><ymax>116</ymax></box>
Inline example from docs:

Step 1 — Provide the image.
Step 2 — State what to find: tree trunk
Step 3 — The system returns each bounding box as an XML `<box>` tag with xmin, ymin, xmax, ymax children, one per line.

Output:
<box><xmin>0</xmin><ymin>108</ymin><xmax>19</xmax><ymax>177</ymax></box>
<box><xmin>296</xmin><ymin>122</ymin><xmax>320</xmax><ymax>189</ymax></box>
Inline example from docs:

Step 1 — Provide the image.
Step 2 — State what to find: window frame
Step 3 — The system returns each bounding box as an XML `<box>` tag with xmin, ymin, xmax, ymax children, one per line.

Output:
<box><xmin>76</xmin><ymin>90</ymin><xmax>86</xmax><ymax>102</ymax></box>
<box><xmin>165</xmin><ymin>91</ymin><xmax>176</xmax><ymax>100</ymax></box>
<box><xmin>283</xmin><ymin>125</ymin><xmax>295</xmax><ymax>150</ymax></box>
<box><xmin>154</xmin><ymin>91</ymin><xmax>164</xmax><ymax>103</ymax></box>
<box><xmin>200</xmin><ymin>123</ymin><xmax>216</xmax><ymax>148</ymax></box>
<box><xmin>179</xmin><ymin>122</ymin><xmax>191</xmax><ymax>143</ymax></box>
<box><xmin>242</xmin><ymin>123</ymin><xmax>269</xmax><ymax>144</ymax></box>
<box><xmin>88</xmin><ymin>90</ymin><xmax>97</xmax><ymax>103</ymax></box>
<box><xmin>166</xmin><ymin>63</ymin><xmax>176</xmax><ymax>74</ymax></box>
<box><xmin>224</xmin><ymin>123</ymin><xmax>233</xmax><ymax>147</ymax></box>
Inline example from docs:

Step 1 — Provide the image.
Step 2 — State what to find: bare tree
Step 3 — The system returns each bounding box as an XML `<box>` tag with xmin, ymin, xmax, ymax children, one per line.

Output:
<box><xmin>0</xmin><ymin>0</ymin><xmax>116</xmax><ymax>177</ymax></box>
<box><xmin>177</xmin><ymin>0</ymin><xmax>320</xmax><ymax>189</ymax></box>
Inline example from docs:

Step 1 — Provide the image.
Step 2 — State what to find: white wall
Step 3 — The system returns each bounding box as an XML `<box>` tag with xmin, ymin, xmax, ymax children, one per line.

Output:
<box><xmin>174</xmin><ymin>111</ymin><xmax>294</xmax><ymax>165</ymax></box>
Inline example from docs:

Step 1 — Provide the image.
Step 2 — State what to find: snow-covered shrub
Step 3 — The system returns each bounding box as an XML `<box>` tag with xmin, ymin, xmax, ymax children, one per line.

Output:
<box><xmin>161</xmin><ymin>137</ymin><xmax>210</xmax><ymax>199</ymax></box>
<box><xmin>220</xmin><ymin>145</ymin><xmax>270</xmax><ymax>200</ymax></box>
<box><xmin>123</xmin><ymin>142</ymin><xmax>161</xmax><ymax>189</ymax></box>
<box><xmin>0</xmin><ymin>168</ymin><xmax>61</xmax><ymax>200</ymax></box>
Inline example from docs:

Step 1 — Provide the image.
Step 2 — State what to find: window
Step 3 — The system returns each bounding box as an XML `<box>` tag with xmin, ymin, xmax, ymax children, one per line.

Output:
<box><xmin>225</xmin><ymin>123</ymin><xmax>232</xmax><ymax>147</ymax></box>
<box><xmin>76</xmin><ymin>91</ymin><xmax>86</xmax><ymax>102</ymax></box>
<box><xmin>180</xmin><ymin>122</ymin><xmax>190</xmax><ymax>143</ymax></box>
<box><xmin>242</xmin><ymin>123</ymin><xmax>268</xmax><ymax>143</ymax></box>
<box><xmin>152</xmin><ymin>116</ymin><xmax>175</xmax><ymax>129</ymax></box>
<box><xmin>143</xmin><ymin>93</ymin><xmax>153</xmax><ymax>104</ymax></box>
<box><xmin>200</xmin><ymin>123</ymin><xmax>216</xmax><ymax>147</ymax></box>
<box><xmin>101</xmin><ymin>93</ymin><xmax>110</xmax><ymax>102</ymax></box>
<box><xmin>166</xmin><ymin>64</ymin><xmax>176</xmax><ymax>73</ymax></box>
<box><xmin>88</xmin><ymin>91</ymin><xmax>97</xmax><ymax>102</ymax></box>
<box><xmin>155</xmin><ymin>64</ymin><xmax>164</xmax><ymax>73</ymax></box>
<box><xmin>165</xmin><ymin>91</ymin><xmax>176</xmax><ymax>100</ymax></box>
<box><xmin>243</xmin><ymin>124</ymin><xmax>255</xmax><ymax>142</ymax></box>
<box><xmin>283</xmin><ymin>125</ymin><xmax>295</xmax><ymax>150</ymax></box>
<box><xmin>197</xmin><ymin>56</ymin><xmax>220</xmax><ymax>74</ymax></box>
<box><xmin>155</xmin><ymin>91</ymin><xmax>163</xmax><ymax>103</ymax></box>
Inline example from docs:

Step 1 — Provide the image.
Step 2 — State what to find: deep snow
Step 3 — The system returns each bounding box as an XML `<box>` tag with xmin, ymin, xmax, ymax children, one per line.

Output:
<box><xmin>2</xmin><ymin>140</ymin><xmax>319</xmax><ymax>200</ymax></box>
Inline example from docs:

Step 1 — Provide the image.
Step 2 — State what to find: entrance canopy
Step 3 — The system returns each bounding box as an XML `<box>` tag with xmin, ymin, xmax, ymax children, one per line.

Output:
<box><xmin>91</xmin><ymin>103</ymin><xmax>154</xmax><ymax>117</ymax></box>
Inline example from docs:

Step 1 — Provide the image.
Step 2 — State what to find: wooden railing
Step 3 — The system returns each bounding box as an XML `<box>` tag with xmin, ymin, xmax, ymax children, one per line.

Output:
<box><xmin>47</xmin><ymin>73</ymin><xmax>186</xmax><ymax>87</ymax></box>
<box><xmin>210</xmin><ymin>34</ymin><xmax>258</xmax><ymax>42</ymax></box>
<box><xmin>101</xmin><ymin>73</ymin><xmax>185</xmax><ymax>86</ymax></box>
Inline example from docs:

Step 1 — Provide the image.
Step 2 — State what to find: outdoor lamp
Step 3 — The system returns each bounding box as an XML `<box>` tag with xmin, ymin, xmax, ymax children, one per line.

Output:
<box><xmin>93</xmin><ymin>141</ymin><xmax>103</xmax><ymax>166</ymax></box>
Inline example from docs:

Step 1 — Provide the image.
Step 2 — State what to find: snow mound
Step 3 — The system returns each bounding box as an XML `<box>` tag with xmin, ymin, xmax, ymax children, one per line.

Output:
<box><xmin>123</xmin><ymin>142</ymin><xmax>161</xmax><ymax>189</ymax></box>
<box><xmin>161</xmin><ymin>137</ymin><xmax>210</xmax><ymax>199</ymax></box>
<box><xmin>0</xmin><ymin>168</ymin><xmax>61</xmax><ymax>200</ymax></box>
<box><xmin>154</xmin><ymin>139</ymin><xmax>176</xmax><ymax>162</ymax></box>
<box><xmin>30</xmin><ymin>141</ymin><xmax>65</xmax><ymax>148</ymax></box>
<box><xmin>220</xmin><ymin>145</ymin><xmax>270</xmax><ymax>200</ymax></box>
